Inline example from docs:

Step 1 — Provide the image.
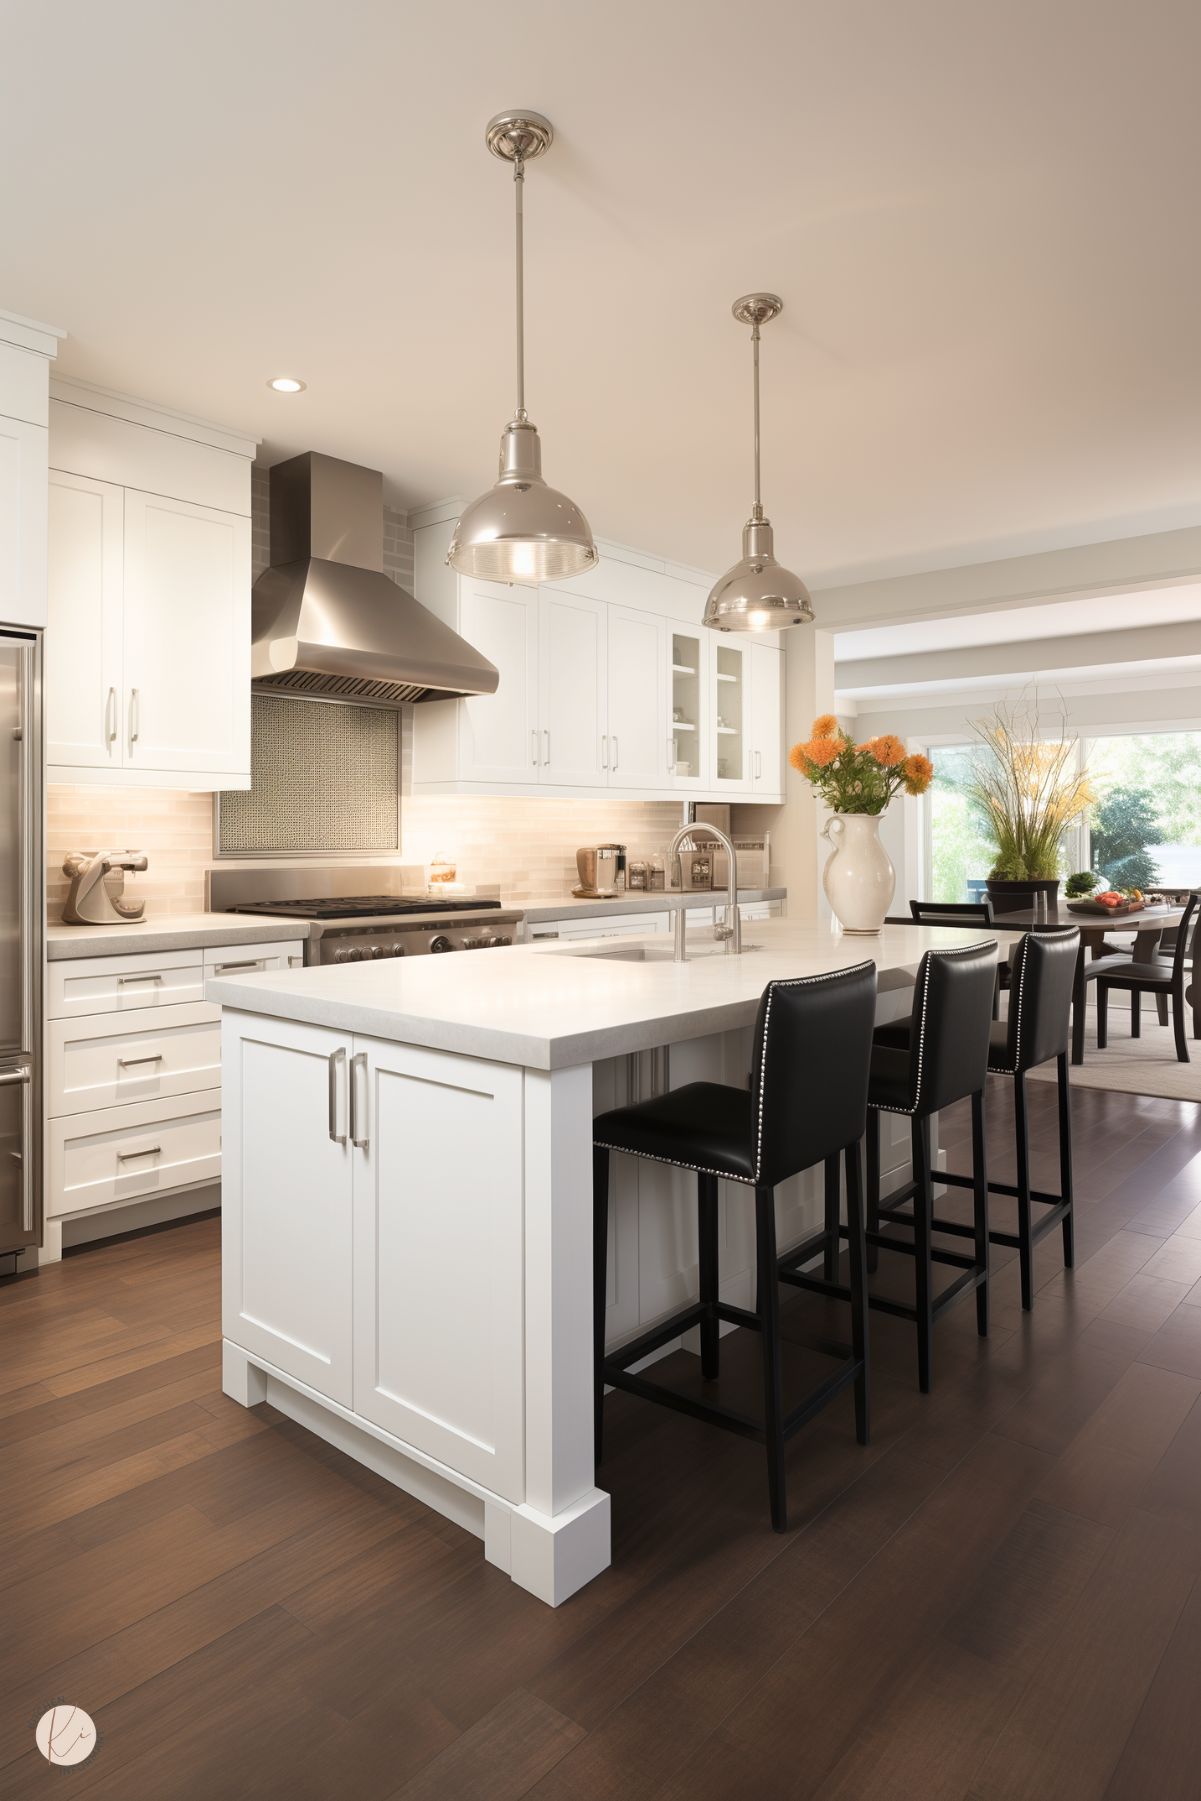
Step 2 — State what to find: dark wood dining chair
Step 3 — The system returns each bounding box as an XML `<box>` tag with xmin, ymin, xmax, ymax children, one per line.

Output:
<box><xmin>1096</xmin><ymin>894</ymin><xmax>1200</xmax><ymax>1063</ymax></box>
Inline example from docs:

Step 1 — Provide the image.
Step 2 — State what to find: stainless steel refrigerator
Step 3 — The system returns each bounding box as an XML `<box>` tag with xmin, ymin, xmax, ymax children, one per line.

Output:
<box><xmin>0</xmin><ymin>630</ymin><xmax>40</xmax><ymax>1260</ymax></box>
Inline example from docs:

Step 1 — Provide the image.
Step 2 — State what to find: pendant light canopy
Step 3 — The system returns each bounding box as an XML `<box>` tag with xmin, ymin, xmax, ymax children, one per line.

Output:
<box><xmin>448</xmin><ymin>111</ymin><xmax>597</xmax><ymax>584</ymax></box>
<box><xmin>702</xmin><ymin>294</ymin><xmax>813</xmax><ymax>632</ymax></box>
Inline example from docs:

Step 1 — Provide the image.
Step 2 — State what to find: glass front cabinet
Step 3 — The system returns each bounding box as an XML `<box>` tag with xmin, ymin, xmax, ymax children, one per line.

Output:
<box><xmin>669</xmin><ymin>629</ymin><xmax>707</xmax><ymax>791</ymax></box>
<box><xmin>709</xmin><ymin>639</ymin><xmax>749</xmax><ymax>791</ymax></box>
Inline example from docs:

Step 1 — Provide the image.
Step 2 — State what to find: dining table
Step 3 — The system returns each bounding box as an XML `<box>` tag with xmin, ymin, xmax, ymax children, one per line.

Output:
<box><xmin>987</xmin><ymin>902</ymin><xmax>1194</xmax><ymax>1064</ymax></box>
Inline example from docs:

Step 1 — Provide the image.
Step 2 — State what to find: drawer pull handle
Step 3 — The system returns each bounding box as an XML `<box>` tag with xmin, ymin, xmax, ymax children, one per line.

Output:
<box><xmin>117</xmin><ymin>973</ymin><xmax>163</xmax><ymax>986</ymax></box>
<box><xmin>213</xmin><ymin>959</ymin><xmax>263</xmax><ymax>974</ymax></box>
<box><xmin>118</xmin><ymin>1054</ymin><xmax>164</xmax><ymax>1069</ymax></box>
<box><xmin>118</xmin><ymin>1144</ymin><xmax>162</xmax><ymax>1162</ymax></box>
<box><xmin>350</xmin><ymin>1051</ymin><xmax>369</xmax><ymax>1150</ymax></box>
<box><xmin>328</xmin><ymin>1046</ymin><xmax>347</xmax><ymax>1145</ymax></box>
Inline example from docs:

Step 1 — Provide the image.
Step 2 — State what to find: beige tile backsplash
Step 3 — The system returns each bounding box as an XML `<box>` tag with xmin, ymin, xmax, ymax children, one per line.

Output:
<box><xmin>46</xmin><ymin>487</ymin><xmax>723</xmax><ymax>918</ymax></box>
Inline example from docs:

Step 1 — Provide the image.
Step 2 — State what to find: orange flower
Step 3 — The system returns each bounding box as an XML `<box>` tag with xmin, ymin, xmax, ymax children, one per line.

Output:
<box><xmin>800</xmin><ymin>736</ymin><xmax>840</xmax><ymax>768</ymax></box>
<box><xmin>811</xmin><ymin>713</ymin><xmax>838</xmax><ymax>740</ymax></box>
<box><xmin>788</xmin><ymin>742</ymin><xmax>810</xmax><ymax>772</ymax></box>
<box><xmin>902</xmin><ymin>752</ymin><xmax>934</xmax><ymax>795</ymax></box>
<box><xmin>869</xmin><ymin>734</ymin><xmax>906</xmax><ymax>769</ymax></box>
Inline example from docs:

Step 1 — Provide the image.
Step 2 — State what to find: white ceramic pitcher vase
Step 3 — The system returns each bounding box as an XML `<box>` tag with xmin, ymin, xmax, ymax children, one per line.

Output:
<box><xmin>821</xmin><ymin>813</ymin><xmax>896</xmax><ymax>934</ymax></box>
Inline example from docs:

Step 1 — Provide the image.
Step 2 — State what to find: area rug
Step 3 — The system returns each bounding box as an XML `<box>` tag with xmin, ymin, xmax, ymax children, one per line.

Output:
<box><xmin>1027</xmin><ymin>1000</ymin><xmax>1201</xmax><ymax>1102</ymax></box>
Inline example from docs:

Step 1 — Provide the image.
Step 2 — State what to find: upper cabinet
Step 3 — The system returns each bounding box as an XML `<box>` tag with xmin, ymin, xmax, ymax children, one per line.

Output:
<box><xmin>410</xmin><ymin>517</ymin><xmax>785</xmax><ymax>803</ymax></box>
<box><xmin>46</xmin><ymin>382</ymin><xmax>256</xmax><ymax>790</ymax></box>
<box><xmin>0</xmin><ymin>312</ymin><xmax>64</xmax><ymax>633</ymax></box>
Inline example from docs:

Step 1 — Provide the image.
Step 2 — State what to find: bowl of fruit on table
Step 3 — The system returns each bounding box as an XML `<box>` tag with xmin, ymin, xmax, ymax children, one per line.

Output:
<box><xmin>1066</xmin><ymin>885</ymin><xmax>1146</xmax><ymax>916</ymax></box>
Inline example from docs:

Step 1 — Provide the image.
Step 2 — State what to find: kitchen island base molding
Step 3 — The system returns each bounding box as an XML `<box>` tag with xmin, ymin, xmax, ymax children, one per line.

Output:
<box><xmin>220</xmin><ymin>1339</ymin><xmax>613</xmax><ymax>1605</ymax></box>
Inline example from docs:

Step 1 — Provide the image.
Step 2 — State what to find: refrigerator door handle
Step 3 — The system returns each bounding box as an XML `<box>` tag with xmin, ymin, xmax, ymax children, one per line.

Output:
<box><xmin>0</xmin><ymin>1068</ymin><xmax>30</xmax><ymax>1085</ymax></box>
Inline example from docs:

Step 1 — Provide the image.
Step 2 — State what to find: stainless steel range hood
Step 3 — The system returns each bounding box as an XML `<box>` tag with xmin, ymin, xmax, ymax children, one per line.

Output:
<box><xmin>251</xmin><ymin>452</ymin><xmax>499</xmax><ymax>705</ymax></box>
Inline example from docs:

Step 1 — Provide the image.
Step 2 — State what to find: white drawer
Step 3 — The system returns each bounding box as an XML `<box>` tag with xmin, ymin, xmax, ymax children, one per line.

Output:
<box><xmin>48</xmin><ymin>950</ymin><xmax>206</xmax><ymax>1020</ymax></box>
<box><xmin>204</xmin><ymin>939</ymin><xmax>305</xmax><ymax>978</ymax></box>
<box><xmin>48</xmin><ymin>1003</ymin><xmax>221</xmax><ymax>1116</ymax></box>
<box><xmin>47</xmin><ymin>1090</ymin><xmax>222</xmax><ymax>1218</ymax></box>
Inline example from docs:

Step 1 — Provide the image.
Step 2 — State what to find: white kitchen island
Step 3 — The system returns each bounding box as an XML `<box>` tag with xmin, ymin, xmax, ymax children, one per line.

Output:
<box><xmin>209</xmin><ymin>919</ymin><xmax>1003</xmax><ymax>1606</ymax></box>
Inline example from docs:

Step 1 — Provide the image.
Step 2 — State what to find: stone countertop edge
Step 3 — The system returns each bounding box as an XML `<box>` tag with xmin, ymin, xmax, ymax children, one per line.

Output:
<box><xmin>514</xmin><ymin>887</ymin><xmax>786</xmax><ymax>922</ymax></box>
<box><xmin>46</xmin><ymin>913</ymin><xmax>312</xmax><ymax>960</ymax></box>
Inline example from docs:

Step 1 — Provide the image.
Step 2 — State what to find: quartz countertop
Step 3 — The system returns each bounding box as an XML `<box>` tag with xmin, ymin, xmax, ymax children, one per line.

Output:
<box><xmin>207</xmin><ymin>917</ymin><xmax>1015</xmax><ymax>1072</ymax></box>
<box><xmin>46</xmin><ymin>913</ymin><xmax>311</xmax><ymax>960</ymax></box>
<box><xmin>515</xmin><ymin>887</ymin><xmax>785</xmax><ymax>923</ymax></box>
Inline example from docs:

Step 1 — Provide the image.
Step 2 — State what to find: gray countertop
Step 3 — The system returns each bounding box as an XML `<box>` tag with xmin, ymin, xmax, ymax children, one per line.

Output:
<box><xmin>46</xmin><ymin>913</ymin><xmax>311</xmax><ymax>960</ymax></box>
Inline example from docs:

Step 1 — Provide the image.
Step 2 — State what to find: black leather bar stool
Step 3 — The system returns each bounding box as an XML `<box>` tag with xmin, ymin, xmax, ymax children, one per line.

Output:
<box><xmin>937</xmin><ymin>927</ymin><xmax>1079</xmax><ymax>1311</ymax></box>
<box><xmin>592</xmin><ymin>961</ymin><xmax>878</xmax><ymax>1533</ymax></box>
<box><xmin>863</xmin><ymin>941</ymin><xmax>996</xmax><ymax>1392</ymax></box>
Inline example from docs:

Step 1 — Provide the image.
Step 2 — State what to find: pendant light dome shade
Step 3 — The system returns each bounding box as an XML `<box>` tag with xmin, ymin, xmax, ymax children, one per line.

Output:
<box><xmin>703</xmin><ymin>293</ymin><xmax>812</xmax><ymax>632</ymax></box>
<box><xmin>448</xmin><ymin>111</ymin><xmax>596</xmax><ymax>584</ymax></box>
<box><xmin>447</xmin><ymin>418</ymin><xmax>596</xmax><ymax>583</ymax></box>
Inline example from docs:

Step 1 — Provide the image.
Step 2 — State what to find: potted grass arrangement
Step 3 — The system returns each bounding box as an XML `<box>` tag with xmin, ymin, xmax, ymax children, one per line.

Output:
<box><xmin>967</xmin><ymin>703</ymin><xmax>1094</xmax><ymax>914</ymax></box>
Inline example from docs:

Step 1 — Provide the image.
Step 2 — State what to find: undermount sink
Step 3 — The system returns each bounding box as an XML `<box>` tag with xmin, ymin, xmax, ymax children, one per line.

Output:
<box><xmin>556</xmin><ymin>940</ymin><xmax>760</xmax><ymax>963</ymax></box>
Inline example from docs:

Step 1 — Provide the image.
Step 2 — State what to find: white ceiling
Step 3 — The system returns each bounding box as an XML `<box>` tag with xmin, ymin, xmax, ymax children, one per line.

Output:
<box><xmin>834</xmin><ymin>584</ymin><xmax>1201</xmax><ymax>661</ymax></box>
<box><xmin>4</xmin><ymin>0</ymin><xmax>1200</xmax><ymax>581</ymax></box>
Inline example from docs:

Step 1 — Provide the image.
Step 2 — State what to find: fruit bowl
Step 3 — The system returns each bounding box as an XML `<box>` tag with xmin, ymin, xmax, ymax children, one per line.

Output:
<box><xmin>1066</xmin><ymin>897</ymin><xmax>1145</xmax><ymax>916</ymax></box>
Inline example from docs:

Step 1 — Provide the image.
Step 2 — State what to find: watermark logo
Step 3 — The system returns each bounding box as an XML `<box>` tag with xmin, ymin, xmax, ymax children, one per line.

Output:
<box><xmin>35</xmin><ymin>1705</ymin><xmax>97</xmax><ymax>1766</ymax></box>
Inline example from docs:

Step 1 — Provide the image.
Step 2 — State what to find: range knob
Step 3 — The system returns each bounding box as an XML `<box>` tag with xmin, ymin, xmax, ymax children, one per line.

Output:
<box><xmin>389</xmin><ymin>943</ymin><xmax>406</xmax><ymax>957</ymax></box>
<box><xmin>334</xmin><ymin>948</ymin><xmax>350</xmax><ymax>963</ymax></box>
<box><xmin>346</xmin><ymin>946</ymin><xmax>364</xmax><ymax>962</ymax></box>
<box><xmin>367</xmin><ymin>945</ymin><xmax>384</xmax><ymax>959</ymax></box>
<box><xmin>429</xmin><ymin>935</ymin><xmax>453</xmax><ymax>954</ymax></box>
<box><xmin>461</xmin><ymin>938</ymin><xmax>483</xmax><ymax>951</ymax></box>
<box><xmin>493</xmin><ymin>935</ymin><xmax>512</xmax><ymax>946</ymax></box>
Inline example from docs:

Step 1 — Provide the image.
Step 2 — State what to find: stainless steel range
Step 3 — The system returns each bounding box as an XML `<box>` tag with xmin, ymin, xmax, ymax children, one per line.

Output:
<box><xmin>207</xmin><ymin>867</ymin><xmax>523</xmax><ymax>967</ymax></box>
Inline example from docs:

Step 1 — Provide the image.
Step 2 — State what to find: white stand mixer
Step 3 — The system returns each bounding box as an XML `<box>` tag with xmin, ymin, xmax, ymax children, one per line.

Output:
<box><xmin>61</xmin><ymin>850</ymin><xmax>149</xmax><ymax>924</ymax></box>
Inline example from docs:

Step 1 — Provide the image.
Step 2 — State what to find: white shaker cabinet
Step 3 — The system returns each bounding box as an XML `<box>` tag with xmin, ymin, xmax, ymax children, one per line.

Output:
<box><xmin>122</xmin><ymin>490</ymin><xmax>251</xmax><ymax>777</ymax></box>
<box><xmin>45</xmin><ymin>471</ymin><xmax>124</xmax><ymax>768</ymax></box>
<box><xmin>750</xmin><ymin>642</ymin><xmax>784</xmax><ymax>798</ymax></box>
<box><xmin>0</xmin><ymin>314</ymin><xmax>63</xmax><ymax>631</ymax></box>
<box><xmin>221</xmin><ymin>1014</ymin><xmax>355</xmax><ymax>1406</ymax></box>
<box><xmin>606</xmin><ymin>604</ymin><xmax>668</xmax><ymax>790</ymax></box>
<box><xmin>46</xmin><ymin>382</ymin><xmax>257</xmax><ymax>789</ymax></box>
<box><xmin>456</xmin><ymin>581</ymin><xmax>540</xmax><ymax>784</ymax></box>
<box><xmin>538</xmin><ymin>588</ymin><xmax>607</xmax><ymax>787</ymax></box>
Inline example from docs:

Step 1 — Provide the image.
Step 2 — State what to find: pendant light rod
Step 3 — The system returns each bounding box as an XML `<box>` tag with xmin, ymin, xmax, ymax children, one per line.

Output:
<box><xmin>751</xmin><ymin>316</ymin><xmax>762</xmax><ymax>517</ymax></box>
<box><xmin>513</xmin><ymin>153</ymin><xmax>526</xmax><ymax>420</ymax></box>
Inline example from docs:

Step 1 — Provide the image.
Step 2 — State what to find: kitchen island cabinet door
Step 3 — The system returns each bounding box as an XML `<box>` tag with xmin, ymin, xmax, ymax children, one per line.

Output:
<box><xmin>221</xmin><ymin>1013</ymin><xmax>354</xmax><ymax>1406</ymax></box>
<box><xmin>352</xmin><ymin>1037</ymin><xmax>526</xmax><ymax>1501</ymax></box>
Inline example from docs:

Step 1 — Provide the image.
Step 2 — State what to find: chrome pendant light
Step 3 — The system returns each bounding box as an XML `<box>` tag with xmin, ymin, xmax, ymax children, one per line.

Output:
<box><xmin>447</xmin><ymin>111</ymin><xmax>597</xmax><ymax>584</ymax></box>
<box><xmin>703</xmin><ymin>294</ymin><xmax>814</xmax><ymax>632</ymax></box>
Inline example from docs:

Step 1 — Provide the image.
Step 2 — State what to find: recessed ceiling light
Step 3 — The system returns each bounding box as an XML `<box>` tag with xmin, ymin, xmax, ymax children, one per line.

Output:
<box><xmin>267</xmin><ymin>376</ymin><xmax>306</xmax><ymax>393</ymax></box>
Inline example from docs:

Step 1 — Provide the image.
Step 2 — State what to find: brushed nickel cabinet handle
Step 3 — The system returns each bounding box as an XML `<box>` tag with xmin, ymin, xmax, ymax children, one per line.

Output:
<box><xmin>105</xmin><ymin>686</ymin><xmax>117</xmax><ymax>749</ymax></box>
<box><xmin>611</xmin><ymin>734</ymin><xmax>619</xmax><ymax>771</ymax></box>
<box><xmin>600</xmin><ymin>735</ymin><xmax>608</xmax><ymax>770</ymax></box>
<box><xmin>531</xmin><ymin>729</ymin><xmax>539</xmax><ymax>766</ymax></box>
<box><xmin>117</xmin><ymin>1054</ymin><xmax>164</xmax><ymax>1069</ymax></box>
<box><xmin>212</xmin><ymin>959</ymin><xmax>264</xmax><ymax>974</ymax></box>
<box><xmin>667</xmin><ymin>737</ymin><xmax>676</xmax><ymax>773</ymax></box>
<box><xmin>117</xmin><ymin>972</ymin><xmax>162</xmax><ymax>986</ymax></box>
<box><xmin>328</xmin><ymin>1046</ymin><xmax>347</xmax><ymax>1145</ymax></box>
<box><xmin>543</xmin><ymin>728</ymin><xmax>550</xmax><ymax>767</ymax></box>
<box><xmin>128</xmin><ymin>687</ymin><xmax>140</xmax><ymax>753</ymax></box>
<box><xmin>350</xmin><ymin>1051</ymin><xmax>369</xmax><ymax>1150</ymax></box>
<box><xmin>118</xmin><ymin>1144</ymin><xmax>162</xmax><ymax>1161</ymax></box>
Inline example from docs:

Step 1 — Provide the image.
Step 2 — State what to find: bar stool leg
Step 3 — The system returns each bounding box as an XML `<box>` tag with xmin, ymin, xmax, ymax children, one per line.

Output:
<box><xmin>1014</xmin><ymin>1068</ymin><xmax>1034</xmax><ymax>1311</ymax></box>
<box><xmin>1057</xmin><ymin>1052</ymin><xmax>1074</xmax><ymax>1269</ymax></box>
<box><xmin>844</xmin><ymin>1140</ymin><xmax>869</xmax><ymax>1445</ymax></box>
<box><xmin>1096</xmin><ymin>983</ymin><xmax>1109</xmax><ymax>1050</ymax></box>
<box><xmin>1131</xmin><ymin>992</ymin><xmax>1141</xmax><ymax>1038</ymax></box>
<box><xmin>754</xmin><ymin>1184</ymin><xmax>787</xmax><ymax>1532</ymax></box>
<box><xmin>697</xmin><ymin>1172</ymin><xmax>720</xmax><ymax>1380</ymax></box>
<box><xmin>912</xmin><ymin>1114</ymin><xmax>934</xmax><ymax>1394</ymax></box>
<box><xmin>866</xmin><ymin>1109</ymin><xmax>881</xmax><ymax>1274</ymax></box>
<box><xmin>823</xmin><ymin>1154</ymin><xmax>840</xmax><ymax>1282</ymax></box>
<box><xmin>592</xmin><ymin>1146</ymin><xmax>610</xmax><ymax>1466</ymax></box>
<box><xmin>971</xmin><ymin>1088</ymin><xmax>989</xmax><ymax>1337</ymax></box>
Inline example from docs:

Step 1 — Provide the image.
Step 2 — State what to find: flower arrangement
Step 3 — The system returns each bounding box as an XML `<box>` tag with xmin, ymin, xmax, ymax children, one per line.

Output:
<box><xmin>789</xmin><ymin>715</ymin><xmax>934</xmax><ymax>814</ymax></box>
<box><xmin>966</xmin><ymin>703</ymin><xmax>1094</xmax><ymax>880</ymax></box>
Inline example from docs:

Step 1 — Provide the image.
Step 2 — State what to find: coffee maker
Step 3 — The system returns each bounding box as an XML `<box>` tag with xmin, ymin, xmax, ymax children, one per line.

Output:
<box><xmin>573</xmin><ymin>844</ymin><xmax>627</xmax><ymax>899</ymax></box>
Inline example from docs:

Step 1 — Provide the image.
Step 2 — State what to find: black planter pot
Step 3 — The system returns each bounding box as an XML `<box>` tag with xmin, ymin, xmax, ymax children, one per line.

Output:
<box><xmin>986</xmin><ymin>877</ymin><xmax>1061</xmax><ymax>915</ymax></box>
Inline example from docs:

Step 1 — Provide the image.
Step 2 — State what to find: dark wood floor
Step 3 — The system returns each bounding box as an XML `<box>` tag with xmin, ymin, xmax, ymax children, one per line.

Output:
<box><xmin>5</xmin><ymin>1081</ymin><xmax>1201</xmax><ymax>1798</ymax></box>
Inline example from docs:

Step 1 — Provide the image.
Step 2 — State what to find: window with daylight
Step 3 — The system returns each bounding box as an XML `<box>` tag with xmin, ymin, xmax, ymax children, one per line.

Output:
<box><xmin>1086</xmin><ymin>732</ymin><xmax>1201</xmax><ymax>890</ymax></box>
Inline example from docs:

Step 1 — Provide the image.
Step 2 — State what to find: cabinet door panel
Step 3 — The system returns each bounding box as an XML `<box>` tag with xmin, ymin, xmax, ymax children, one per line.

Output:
<box><xmin>123</xmin><ymin>490</ymin><xmax>250</xmax><ymax>777</ymax></box>
<box><xmin>222</xmin><ymin>1015</ymin><xmax>354</xmax><ymax>1405</ymax></box>
<box><xmin>353</xmin><ymin>1038</ymin><xmax>525</xmax><ymax>1499</ymax></box>
<box><xmin>751</xmin><ymin>642</ymin><xmax>783</xmax><ymax>796</ymax></box>
<box><xmin>46</xmin><ymin>471</ymin><xmax>123</xmax><ymax>768</ymax></box>
<box><xmin>539</xmin><ymin>590</ymin><xmax>607</xmax><ymax>787</ymax></box>
<box><xmin>710</xmin><ymin>639</ymin><xmax>750</xmax><ymax>793</ymax></box>
<box><xmin>0</xmin><ymin>414</ymin><xmax>48</xmax><ymax>631</ymax></box>
<box><xmin>606</xmin><ymin>605</ymin><xmax>667</xmax><ymax>790</ymax></box>
<box><xmin>457</xmin><ymin>582</ymin><xmax>539</xmax><ymax>784</ymax></box>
